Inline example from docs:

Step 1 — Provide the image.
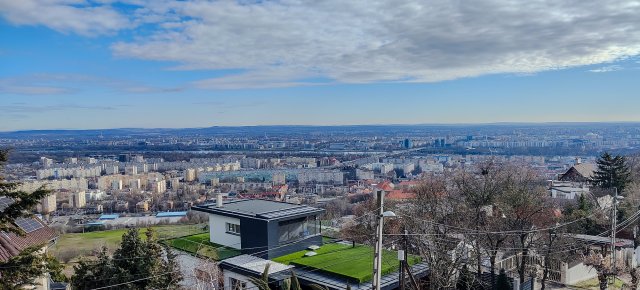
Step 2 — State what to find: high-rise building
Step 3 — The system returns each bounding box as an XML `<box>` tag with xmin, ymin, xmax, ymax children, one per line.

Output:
<box><xmin>152</xmin><ymin>180</ymin><xmax>167</xmax><ymax>193</ymax></box>
<box><xmin>185</xmin><ymin>168</ymin><xmax>197</xmax><ymax>182</ymax></box>
<box><xmin>72</xmin><ymin>191</ymin><xmax>86</xmax><ymax>208</ymax></box>
<box><xmin>129</xmin><ymin>179</ymin><xmax>141</xmax><ymax>189</ymax></box>
<box><xmin>125</xmin><ymin>165</ymin><xmax>138</xmax><ymax>175</ymax></box>
<box><xmin>37</xmin><ymin>193</ymin><xmax>57</xmax><ymax>214</ymax></box>
<box><xmin>112</xmin><ymin>180</ymin><xmax>123</xmax><ymax>190</ymax></box>
<box><xmin>118</xmin><ymin>154</ymin><xmax>131</xmax><ymax>163</ymax></box>
<box><xmin>133</xmin><ymin>155</ymin><xmax>144</xmax><ymax>163</ymax></box>
<box><xmin>170</xmin><ymin>178</ymin><xmax>180</xmax><ymax>189</ymax></box>
<box><xmin>40</xmin><ymin>157</ymin><xmax>53</xmax><ymax>168</ymax></box>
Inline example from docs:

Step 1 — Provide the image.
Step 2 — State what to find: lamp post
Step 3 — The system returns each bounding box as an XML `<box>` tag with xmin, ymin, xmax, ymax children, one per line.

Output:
<box><xmin>372</xmin><ymin>189</ymin><xmax>396</xmax><ymax>290</ymax></box>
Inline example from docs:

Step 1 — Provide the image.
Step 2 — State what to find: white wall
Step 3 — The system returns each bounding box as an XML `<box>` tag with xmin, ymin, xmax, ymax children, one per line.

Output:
<box><xmin>209</xmin><ymin>214</ymin><xmax>242</xmax><ymax>249</ymax></box>
<box><xmin>223</xmin><ymin>269</ymin><xmax>257</xmax><ymax>290</ymax></box>
<box><xmin>562</xmin><ymin>262</ymin><xmax>597</xmax><ymax>285</ymax></box>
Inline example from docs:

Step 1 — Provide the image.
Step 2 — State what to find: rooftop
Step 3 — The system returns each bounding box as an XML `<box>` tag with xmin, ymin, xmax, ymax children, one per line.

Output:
<box><xmin>221</xmin><ymin>254</ymin><xmax>293</xmax><ymax>274</ymax></box>
<box><xmin>272</xmin><ymin>242</ymin><xmax>421</xmax><ymax>283</ymax></box>
<box><xmin>192</xmin><ymin>199</ymin><xmax>324</xmax><ymax>220</ymax></box>
<box><xmin>0</xmin><ymin>197</ymin><xmax>58</xmax><ymax>262</ymax></box>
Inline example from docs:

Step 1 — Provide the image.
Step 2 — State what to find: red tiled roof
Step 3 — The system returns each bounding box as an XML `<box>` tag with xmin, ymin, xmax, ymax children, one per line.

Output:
<box><xmin>385</xmin><ymin>190</ymin><xmax>416</xmax><ymax>200</ymax></box>
<box><xmin>0</xmin><ymin>218</ymin><xmax>58</xmax><ymax>262</ymax></box>
<box><xmin>377</xmin><ymin>181</ymin><xmax>395</xmax><ymax>191</ymax></box>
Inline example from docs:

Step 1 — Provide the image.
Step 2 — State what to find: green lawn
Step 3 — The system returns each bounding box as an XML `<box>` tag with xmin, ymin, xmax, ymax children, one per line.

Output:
<box><xmin>571</xmin><ymin>278</ymin><xmax>626</xmax><ymax>289</ymax></box>
<box><xmin>51</xmin><ymin>224</ymin><xmax>206</xmax><ymax>262</ymax></box>
<box><xmin>163</xmin><ymin>233</ymin><xmax>241</xmax><ymax>260</ymax></box>
<box><xmin>273</xmin><ymin>243</ymin><xmax>421</xmax><ymax>283</ymax></box>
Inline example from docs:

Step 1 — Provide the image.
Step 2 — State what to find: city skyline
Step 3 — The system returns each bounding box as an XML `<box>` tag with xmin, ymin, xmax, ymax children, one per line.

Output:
<box><xmin>2</xmin><ymin>0</ymin><xmax>640</xmax><ymax>131</ymax></box>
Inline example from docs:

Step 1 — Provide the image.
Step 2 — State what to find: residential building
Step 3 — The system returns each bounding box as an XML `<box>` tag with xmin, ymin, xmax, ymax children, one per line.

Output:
<box><xmin>559</xmin><ymin>163</ymin><xmax>596</xmax><ymax>183</ymax></box>
<box><xmin>37</xmin><ymin>193</ymin><xmax>57</xmax><ymax>214</ymax></box>
<box><xmin>0</xmin><ymin>197</ymin><xmax>63</xmax><ymax>290</ymax></box>
<box><xmin>192</xmin><ymin>199</ymin><xmax>324</xmax><ymax>259</ymax></box>
<box><xmin>72</xmin><ymin>191</ymin><xmax>86</xmax><ymax>208</ymax></box>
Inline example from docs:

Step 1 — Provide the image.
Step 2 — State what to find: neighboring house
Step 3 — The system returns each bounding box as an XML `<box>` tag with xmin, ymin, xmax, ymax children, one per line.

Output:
<box><xmin>219</xmin><ymin>255</ymin><xmax>293</xmax><ymax>290</ymax></box>
<box><xmin>549</xmin><ymin>181</ymin><xmax>590</xmax><ymax>199</ymax></box>
<box><xmin>384</xmin><ymin>189</ymin><xmax>416</xmax><ymax>201</ymax></box>
<box><xmin>0</xmin><ymin>196</ymin><xmax>63</xmax><ymax>290</ymax></box>
<box><xmin>192</xmin><ymin>198</ymin><xmax>324</xmax><ymax>259</ymax></box>
<box><xmin>559</xmin><ymin>163</ymin><xmax>596</xmax><ymax>183</ymax></box>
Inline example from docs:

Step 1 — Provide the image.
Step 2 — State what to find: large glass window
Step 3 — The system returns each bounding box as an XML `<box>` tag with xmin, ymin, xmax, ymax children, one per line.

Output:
<box><xmin>278</xmin><ymin>216</ymin><xmax>319</xmax><ymax>244</ymax></box>
<box><xmin>226</xmin><ymin>222</ymin><xmax>241</xmax><ymax>235</ymax></box>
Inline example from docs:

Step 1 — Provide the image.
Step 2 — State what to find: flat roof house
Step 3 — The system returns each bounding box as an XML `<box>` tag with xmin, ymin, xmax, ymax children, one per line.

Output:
<box><xmin>192</xmin><ymin>198</ymin><xmax>429</xmax><ymax>290</ymax></box>
<box><xmin>192</xmin><ymin>198</ymin><xmax>324</xmax><ymax>259</ymax></box>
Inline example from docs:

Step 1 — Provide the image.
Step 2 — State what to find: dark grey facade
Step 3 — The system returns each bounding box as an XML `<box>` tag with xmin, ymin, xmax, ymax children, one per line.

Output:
<box><xmin>192</xmin><ymin>199</ymin><xmax>324</xmax><ymax>259</ymax></box>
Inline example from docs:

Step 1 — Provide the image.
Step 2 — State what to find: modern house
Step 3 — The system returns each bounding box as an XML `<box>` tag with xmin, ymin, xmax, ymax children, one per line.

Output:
<box><xmin>192</xmin><ymin>198</ymin><xmax>324</xmax><ymax>259</ymax></box>
<box><xmin>192</xmin><ymin>198</ymin><xmax>429</xmax><ymax>290</ymax></box>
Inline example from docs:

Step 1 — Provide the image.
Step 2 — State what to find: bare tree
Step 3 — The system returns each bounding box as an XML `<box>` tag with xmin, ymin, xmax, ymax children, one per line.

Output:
<box><xmin>402</xmin><ymin>177</ymin><xmax>475</xmax><ymax>289</ymax></box>
<box><xmin>454</xmin><ymin>160</ymin><xmax>512</xmax><ymax>288</ymax></box>
<box><xmin>192</xmin><ymin>259</ymin><xmax>223</xmax><ymax>290</ymax></box>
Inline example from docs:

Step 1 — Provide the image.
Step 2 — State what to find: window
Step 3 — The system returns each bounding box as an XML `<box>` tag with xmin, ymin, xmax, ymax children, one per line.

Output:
<box><xmin>226</xmin><ymin>222</ymin><xmax>241</xmax><ymax>235</ymax></box>
<box><xmin>278</xmin><ymin>216</ymin><xmax>319</xmax><ymax>244</ymax></box>
<box><xmin>230</xmin><ymin>277</ymin><xmax>247</xmax><ymax>290</ymax></box>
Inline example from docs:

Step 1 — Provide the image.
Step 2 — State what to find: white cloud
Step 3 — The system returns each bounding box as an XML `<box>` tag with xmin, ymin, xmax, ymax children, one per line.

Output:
<box><xmin>0</xmin><ymin>74</ymin><xmax>181</xmax><ymax>95</ymax></box>
<box><xmin>3</xmin><ymin>0</ymin><xmax>640</xmax><ymax>87</ymax></box>
<box><xmin>110</xmin><ymin>0</ymin><xmax>640</xmax><ymax>87</ymax></box>
<box><xmin>0</xmin><ymin>0</ymin><xmax>132</xmax><ymax>35</ymax></box>
<box><xmin>589</xmin><ymin>65</ymin><xmax>624</xmax><ymax>73</ymax></box>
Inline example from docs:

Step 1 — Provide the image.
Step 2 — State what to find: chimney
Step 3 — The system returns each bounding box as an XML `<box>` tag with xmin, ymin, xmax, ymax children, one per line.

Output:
<box><xmin>216</xmin><ymin>193</ymin><xmax>223</xmax><ymax>208</ymax></box>
<box><xmin>576</xmin><ymin>157</ymin><xmax>582</xmax><ymax>165</ymax></box>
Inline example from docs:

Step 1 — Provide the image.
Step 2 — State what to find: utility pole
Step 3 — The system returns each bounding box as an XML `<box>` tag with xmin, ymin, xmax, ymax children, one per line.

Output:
<box><xmin>399</xmin><ymin>228</ymin><xmax>407</xmax><ymax>290</ymax></box>
<box><xmin>373</xmin><ymin>190</ymin><xmax>385</xmax><ymax>290</ymax></box>
<box><xmin>610</xmin><ymin>187</ymin><xmax>619</xmax><ymax>286</ymax></box>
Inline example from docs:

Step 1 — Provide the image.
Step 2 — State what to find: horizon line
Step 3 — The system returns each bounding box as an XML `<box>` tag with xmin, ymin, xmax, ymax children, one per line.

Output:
<box><xmin>2</xmin><ymin>120</ymin><xmax>640</xmax><ymax>133</ymax></box>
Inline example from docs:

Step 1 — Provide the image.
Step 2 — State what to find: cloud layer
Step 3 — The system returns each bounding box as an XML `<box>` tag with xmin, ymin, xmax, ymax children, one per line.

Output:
<box><xmin>3</xmin><ymin>0</ymin><xmax>640</xmax><ymax>88</ymax></box>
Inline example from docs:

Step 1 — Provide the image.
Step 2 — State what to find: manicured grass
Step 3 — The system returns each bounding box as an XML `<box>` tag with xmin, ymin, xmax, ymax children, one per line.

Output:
<box><xmin>163</xmin><ymin>233</ymin><xmax>241</xmax><ymax>260</ymax></box>
<box><xmin>273</xmin><ymin>243</ymin><xmax>421</xmax><ymax>283</ymax></box>
<box><xmin>51</xmin><ymin>224</ymin><xmax>206</xmax><ymax>261</ymax></box>
<box><xmin>571</xmin><ymin>277</ymin><xmax>626</xmax><ymax>289</ymax></box>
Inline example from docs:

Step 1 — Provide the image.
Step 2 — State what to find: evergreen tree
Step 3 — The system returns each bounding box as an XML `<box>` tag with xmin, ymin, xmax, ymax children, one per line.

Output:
<box><xmin>592</xmin><ymin>152</ymin><xmax>631</xmax><ymax>192</ymax></box>
<box><xmin>0</xmin><ymin>149</ymin><xmax>64</xmax><ymax>289</ymax></box>
<box><xmin>71</xmin><ymin>248</ymin><xmax>119</xmax><ymax>289</ymax></box>
<box><xmin>72</xmin><ymin>227</ymin><xmax>182</xmax><ymax>289</ymax></box>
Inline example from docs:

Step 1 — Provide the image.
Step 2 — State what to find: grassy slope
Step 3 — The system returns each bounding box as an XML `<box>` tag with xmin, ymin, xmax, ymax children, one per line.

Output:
<box><xmin>50</xmin><ymin>224</ymin><xmax>205</xmax><ymax>260</ymax></box>
<box><xmin>163</xmin><ymin>233</ymin><xmax>240</xmax><ymax>260</ymax></box>
<box><xmin>273</xmin><ymin>243</ymin><xmax>421</xmax><ymax>283</ymax></box>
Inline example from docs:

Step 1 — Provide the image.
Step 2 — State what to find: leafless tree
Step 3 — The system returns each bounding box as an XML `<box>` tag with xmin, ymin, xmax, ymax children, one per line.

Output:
<box><xmin>192</xmin><ymin>259</ymin><xmax>223</xmax><ymax>290</ymax></box>
<box><xmin>402</xmin><ymin>177</ymin><xmax>476</xmax><ymax>289</ymax></box>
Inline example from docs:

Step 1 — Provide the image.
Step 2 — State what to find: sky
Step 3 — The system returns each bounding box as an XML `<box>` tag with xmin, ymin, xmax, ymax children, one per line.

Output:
<box><xmin>1</xmin><ymin>0</ymin><xmax>640</xmax><ymax>131</ymax></box>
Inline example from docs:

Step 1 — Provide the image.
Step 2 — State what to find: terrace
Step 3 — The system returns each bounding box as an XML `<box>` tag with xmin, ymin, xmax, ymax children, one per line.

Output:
<box><xmin>272</xmin><ymin>242</ymin><xmax>422</xmax><ymax>284</ymax></box>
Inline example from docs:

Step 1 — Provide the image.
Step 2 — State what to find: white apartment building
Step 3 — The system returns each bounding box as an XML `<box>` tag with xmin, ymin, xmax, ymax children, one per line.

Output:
<box><xmin>72</xmin><ymin>191</ymin><xmax>86</xmax><ymax>208</ymax></box>
<box><xmin>37</xmin><ymin>193</ymin><xmax>57</xmax><ymax>214</ymax></box>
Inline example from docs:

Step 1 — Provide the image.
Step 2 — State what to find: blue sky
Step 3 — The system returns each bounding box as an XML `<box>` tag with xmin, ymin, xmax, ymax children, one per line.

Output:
<box><xmin>1</xmin><ymin>0</ymin><xmax>640</xmax><ymax>131</ymax></box>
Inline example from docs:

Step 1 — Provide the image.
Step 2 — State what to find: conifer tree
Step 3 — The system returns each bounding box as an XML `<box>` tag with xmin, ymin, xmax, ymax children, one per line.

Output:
<box><xmin>72</xmin><ymin>227</ymin><xmax>182</xmax><ymax>289</ymax></box>
<box><xmin>592</xmin><ymin>152</ymin><xmax>631</xmax><ymax>192</ymax></box>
